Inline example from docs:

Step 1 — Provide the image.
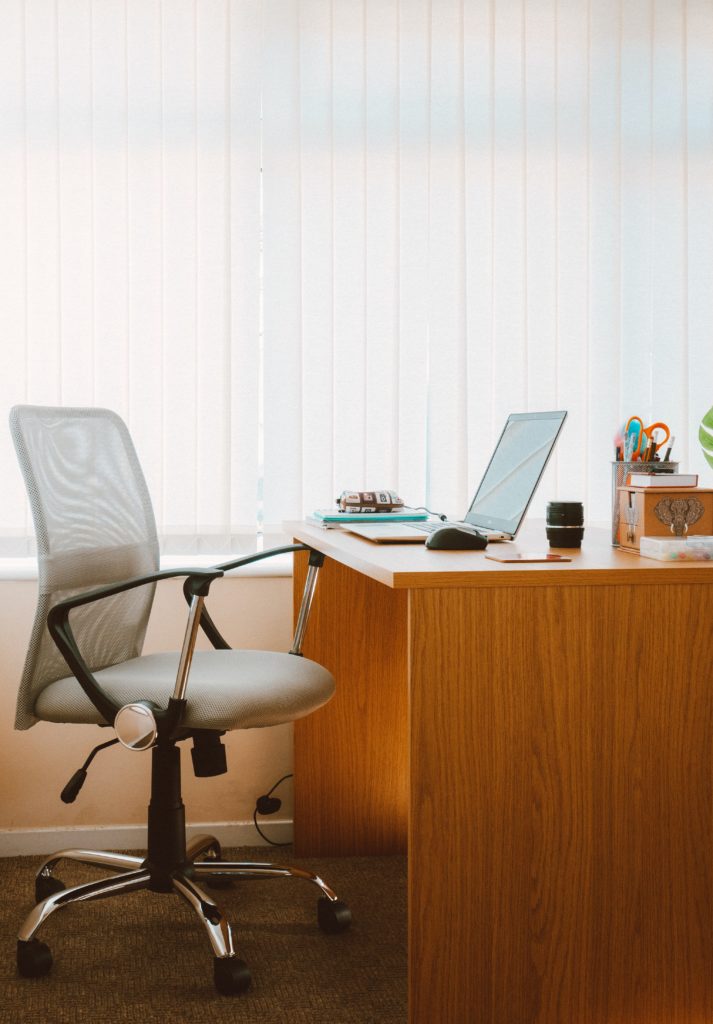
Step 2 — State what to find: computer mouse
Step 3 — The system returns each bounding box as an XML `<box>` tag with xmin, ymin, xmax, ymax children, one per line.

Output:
<box><xmin>425</xmin><ymin>525</ymin><xmax>488</xmax><ymax>551</ymax></box>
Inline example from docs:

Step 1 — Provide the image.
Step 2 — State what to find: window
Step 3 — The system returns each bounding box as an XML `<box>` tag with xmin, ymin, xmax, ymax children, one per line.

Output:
<box><xmin>2</xmin><ymin>0</ymin><xmax>711</xmax><ymax>555</ymax></box>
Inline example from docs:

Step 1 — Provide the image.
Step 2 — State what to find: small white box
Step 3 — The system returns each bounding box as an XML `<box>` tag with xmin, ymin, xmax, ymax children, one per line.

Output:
<box><xmin>639</xmin><ymin>535</ymin><xmax>713</xmax><ymax>561</ymax></box>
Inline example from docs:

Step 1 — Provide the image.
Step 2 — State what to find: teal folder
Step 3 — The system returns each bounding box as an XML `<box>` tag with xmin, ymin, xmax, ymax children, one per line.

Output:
<box><xmin>311</xmin><ymin>508</ymin><xmax>428</xmax><ymax>524</ymax></box>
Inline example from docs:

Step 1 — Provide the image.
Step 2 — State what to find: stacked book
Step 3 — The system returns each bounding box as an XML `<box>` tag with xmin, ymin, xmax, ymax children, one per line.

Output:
<box><xmin>627</xmin><ymin>472</ymin><xmax>698</xmax><ymax>487</ymax></box>
<box><xmin>306</xmin><ymin>508</ymin><xmax>428</xmax><ymax>529</ymax></box>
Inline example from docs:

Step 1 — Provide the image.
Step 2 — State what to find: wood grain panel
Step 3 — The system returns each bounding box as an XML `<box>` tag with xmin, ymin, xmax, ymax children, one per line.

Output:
<box><xmin>287</xmin><ymin>522</ymin><xmax>713</xmax><ymax>590</ymax></box>
<box><xmin>409</xmin><ymin>583</ymin><xmax>713</xmax><ymax>1024</ymax></box>
<box><xmin>293</xmin><ymin>551</ymin><xmax>409</xmax><ymax>855</ymax></box>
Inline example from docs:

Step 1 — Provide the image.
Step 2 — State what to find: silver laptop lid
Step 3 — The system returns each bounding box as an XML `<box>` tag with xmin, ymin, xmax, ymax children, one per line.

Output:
<box><xmin>463</xmin><ymin>411</ymin><xmax>567</xmax><ymax>538</ymax></box>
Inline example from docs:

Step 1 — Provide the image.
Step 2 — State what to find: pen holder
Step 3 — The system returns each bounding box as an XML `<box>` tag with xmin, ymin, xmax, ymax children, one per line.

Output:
<box><xmin>610</xmin><ymin>460</ymin><xmax>679</xmax><ymax>546</ymax></box>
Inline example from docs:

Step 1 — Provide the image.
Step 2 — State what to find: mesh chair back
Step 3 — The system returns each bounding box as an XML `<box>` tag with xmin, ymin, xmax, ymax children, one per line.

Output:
<box><xmin>10</xmin><ymin>406</ymin><xmax>160</xmax><ymax>729</ymax></box>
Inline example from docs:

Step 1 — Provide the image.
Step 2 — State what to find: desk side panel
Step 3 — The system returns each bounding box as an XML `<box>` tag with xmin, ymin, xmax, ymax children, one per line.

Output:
<box><xmin>409</xmin><ymin>583</ymin><xmax>713</xmax><ymax>1024</ymax></box>
<box><xmin>293</xmin><ymin>551</ymin><xmax>409</xmax><ymax>855</ymax></box>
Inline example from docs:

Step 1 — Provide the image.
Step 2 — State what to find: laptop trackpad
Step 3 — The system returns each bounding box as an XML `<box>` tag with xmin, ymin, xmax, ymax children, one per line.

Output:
<box><xmin>343</xmin><ymin>524</ymin><xmax>426</xmax><ymax>543</ymax></box>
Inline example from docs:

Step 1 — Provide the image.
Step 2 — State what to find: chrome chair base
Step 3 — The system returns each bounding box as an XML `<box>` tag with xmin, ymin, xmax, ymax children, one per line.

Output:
<box><xmin>17</xmin><ymin>835</ymin><xmax>351</xmax><ymax>994</ymax></box>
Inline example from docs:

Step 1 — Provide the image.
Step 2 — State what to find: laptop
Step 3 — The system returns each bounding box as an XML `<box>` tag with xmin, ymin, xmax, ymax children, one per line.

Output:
<box><xmin>345</xmin><ymin>410</ymin><xmax>568</xmax><ymax>544</ymax></box>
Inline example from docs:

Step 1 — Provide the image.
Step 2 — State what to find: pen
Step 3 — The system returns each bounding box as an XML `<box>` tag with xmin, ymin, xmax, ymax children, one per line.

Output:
<box><xmin>664</xmin><ymin>435</ymin><xmax>675</xmax><ymax>462</ymax></box>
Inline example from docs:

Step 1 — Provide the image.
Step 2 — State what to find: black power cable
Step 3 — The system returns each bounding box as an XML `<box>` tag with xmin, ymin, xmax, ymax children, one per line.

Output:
<box><xmin>253</xmin><ymin>773</ymin><xmax>293</xmax><ymax>846</ymax></box>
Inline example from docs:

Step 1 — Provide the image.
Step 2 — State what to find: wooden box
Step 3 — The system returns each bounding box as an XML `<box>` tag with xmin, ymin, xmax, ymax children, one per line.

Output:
<box><xmin>616</xmin><ymin>486</ymin><xmax>713</xmax><ymax>551</ymax></box>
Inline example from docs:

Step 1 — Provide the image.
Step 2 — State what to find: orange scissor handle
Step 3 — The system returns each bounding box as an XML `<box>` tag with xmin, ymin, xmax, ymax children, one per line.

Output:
<box><xmin>642</xmin><ymin>421</ymin><xmax>670</xmax><ymax>452</ymax></box>
<box><xmin>624</xmin><ymin>417</ymin><xmax>671</xmax><ymax>460</ymax></box>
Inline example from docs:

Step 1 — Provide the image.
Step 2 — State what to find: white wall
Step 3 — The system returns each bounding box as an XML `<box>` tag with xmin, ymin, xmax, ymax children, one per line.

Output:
<box><xmin>0</xmin><ymin>574</ymin><xmax>294</xmax><ymax>853</ymax></box>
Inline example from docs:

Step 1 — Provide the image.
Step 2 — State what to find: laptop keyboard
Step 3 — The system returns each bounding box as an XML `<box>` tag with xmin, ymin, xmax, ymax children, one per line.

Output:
<box><xmin>410</xmin><ymin>521</ymin><xmax>442</xmax><ymax>533</ymax></box>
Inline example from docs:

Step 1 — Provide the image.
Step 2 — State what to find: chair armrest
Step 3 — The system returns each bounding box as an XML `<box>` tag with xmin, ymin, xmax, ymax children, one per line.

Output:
<box><xmin>185</xmin><ymin>545</ymin><xmax>315</xmax><ymax>650</ymax></box>
<box><xmin>47</xmin><ymin>568</ymin><xmax>224</xmax><ymax>728</ymax></box>
<box><xmin>212</xmin><ymin>544</ymin><xmax>312</xmax><ymax>574</ymax></box>
<box><xmin>50</xmin><ymin>567</ymin><xmax>223</xmax><ymax>615</ymax></box>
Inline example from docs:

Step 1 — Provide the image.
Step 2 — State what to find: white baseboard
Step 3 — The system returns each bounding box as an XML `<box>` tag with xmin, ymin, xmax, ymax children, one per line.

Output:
<box><xmin>0</xmin><ymin>819</ymin><xmax>293</xmax><ymax>858</ymax></box>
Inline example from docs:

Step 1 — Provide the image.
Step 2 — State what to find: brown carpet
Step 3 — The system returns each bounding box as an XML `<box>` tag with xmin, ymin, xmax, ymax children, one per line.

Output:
<box><xmin>1</xmin><ymin>848</ymin><xmax>406</xmax><ymax>1024</ymax></box>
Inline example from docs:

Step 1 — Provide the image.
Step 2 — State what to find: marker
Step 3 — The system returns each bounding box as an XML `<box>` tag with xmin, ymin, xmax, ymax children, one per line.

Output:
<box><xmin>664</xmin><ymin>435</ymin><xmax>675</xmax><ymax>462</ymax></box>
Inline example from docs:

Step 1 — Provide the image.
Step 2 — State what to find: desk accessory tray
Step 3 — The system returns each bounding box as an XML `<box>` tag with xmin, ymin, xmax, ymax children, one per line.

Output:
<box><xmin>639</xmin><ymin>535</ymin><xmax>713</xmax><ymax>561</ymax></box>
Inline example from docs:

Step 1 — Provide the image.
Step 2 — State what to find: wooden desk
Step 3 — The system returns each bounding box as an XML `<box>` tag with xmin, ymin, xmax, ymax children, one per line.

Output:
<box><xmin>289</xmin><ymin>523</ymin><xmax>713</xmax><ymax>1024</ymax></box>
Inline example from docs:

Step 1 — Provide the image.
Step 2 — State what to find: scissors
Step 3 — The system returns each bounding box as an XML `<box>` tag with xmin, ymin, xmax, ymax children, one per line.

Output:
<box><xmin>624</xmin><ymin>416</ymin><xmax>671</xmax><ymax>461</ymax></box>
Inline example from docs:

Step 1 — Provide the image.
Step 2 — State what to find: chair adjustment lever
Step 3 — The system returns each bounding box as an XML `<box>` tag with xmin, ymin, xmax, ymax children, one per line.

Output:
<box><xmin>60</xmin><ymin>738</ymin><xmax>120</xmax><ymax>804</ymax></box>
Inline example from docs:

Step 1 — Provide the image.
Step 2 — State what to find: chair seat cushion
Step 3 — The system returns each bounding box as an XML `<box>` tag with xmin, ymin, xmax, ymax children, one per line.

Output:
<box><xmin>34</xmin><ymin>650</ymin><xmax>335</xmax><ymax>730</ymax></box>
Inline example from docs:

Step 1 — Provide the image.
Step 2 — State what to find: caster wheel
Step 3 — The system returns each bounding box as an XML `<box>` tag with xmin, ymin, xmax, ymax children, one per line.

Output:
<box><xmin>35</xmin><ymin>874</ymin><xmax>65</xmax><ymax>903</ymax></box>
<box><xmin>17</xmin><ymin>939</ymin><xmax>53</xmax><ymax>978</ymax></box>
<box><xmin>213</xmin><ymin>956</ymin><xmax>251</xmax><ymax>996</ymax></box>
<box><xmin>317</xmin><ymin>896</ymin><xmax>352</xmax><ymax>934</ymax></box>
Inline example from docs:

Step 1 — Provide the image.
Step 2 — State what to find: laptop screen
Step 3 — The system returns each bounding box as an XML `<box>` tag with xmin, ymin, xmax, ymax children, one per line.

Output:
<box><xmin>464</xmin><ymin>410</ymin><xmax>567</xmax><ymax>537</ymax></box>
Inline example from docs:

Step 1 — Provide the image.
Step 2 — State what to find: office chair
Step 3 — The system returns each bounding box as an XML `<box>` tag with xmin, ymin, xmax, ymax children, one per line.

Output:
<box><xmin>10</xmin><ymin>405</ymin><xmax>350</xmax><ymax>995</ymax></box>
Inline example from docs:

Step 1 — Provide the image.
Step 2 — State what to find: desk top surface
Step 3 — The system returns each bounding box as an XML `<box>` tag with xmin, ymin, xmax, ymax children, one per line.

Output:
<box><xmin>287</xmin><ymin>520</ymin><xmax>713</xmax><ymax>589</ymax></box>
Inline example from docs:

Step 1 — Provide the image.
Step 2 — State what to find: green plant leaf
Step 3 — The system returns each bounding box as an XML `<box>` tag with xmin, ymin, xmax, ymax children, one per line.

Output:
<box><xmin>700</xmin><ymin>408</ymin><xmax>713</xmax><ymax>469</ymax></box>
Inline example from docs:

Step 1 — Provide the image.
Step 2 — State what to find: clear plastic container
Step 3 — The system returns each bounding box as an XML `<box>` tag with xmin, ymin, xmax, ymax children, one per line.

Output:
<box><xmin>639</xmin><ymin>536</ymin><xmax>713</xmax><ymax>561</ymax></box>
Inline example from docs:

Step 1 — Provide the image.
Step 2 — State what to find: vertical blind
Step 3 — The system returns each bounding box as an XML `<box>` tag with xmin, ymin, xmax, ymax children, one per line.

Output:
<box><xmin>1</xmin><ymin>0</ymin><xmax>712</xmax><ymax>553</ymax></box>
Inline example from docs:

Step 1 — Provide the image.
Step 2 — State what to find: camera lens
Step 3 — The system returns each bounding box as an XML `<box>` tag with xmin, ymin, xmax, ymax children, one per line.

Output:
<box><xmin>546</xmin><ymin>501</ymin><xmax>584</xmax><ymax>548</ymax></box>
